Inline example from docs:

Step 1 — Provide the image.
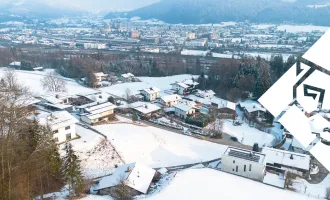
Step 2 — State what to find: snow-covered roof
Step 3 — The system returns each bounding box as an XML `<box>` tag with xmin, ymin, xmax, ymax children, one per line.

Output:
<box><xmin>39</xmin><ymin>92</ymin><xmax>73</xmax><ymax>105</ymax></box>
<box><xmin>43</xmin><ymin>103</ymin><xmax>72</xmax><ymax>110</ymax></box>
<box><xmin>161</xmin><ymin>94</ymin><xmax>182</xmax><ymax>103</ymax></box>
<box><xmin>94</xmin><ymin>163</ymin><xmax>136</xmax><ymax>191</ymax></box>
<box><xmin>121</xmin><ymin>73</ymin><xmax>135</xmax><ymax>78</ymax></box>
<box><xmin>239</xmin><ymin>100</ymin><xmax>266</xmax><ymax>113</ymax></box>
<box><xmin>174</xmin><ymin>103</ymin><xmax>194</xmax><ymax>112</ymax></box>
<box><xmin>172</xmin><ymin>79</ymin><xmax>199</xmax><ymax>88</ymax></box>
<box><xmin>196</xmin><ymin>89</ymin><xmax>216</xmax><ymax>98</ymax></box>
<box><xmin>261</xmin><ymin>147</ymin><xmax>311</xmax><ymax>171</ymax></box>
<box><xmin>36</xmin><ymin>110</ymin><xmax>78</xmax><ymax>131</ymax></box>
<box><xmin>224</xmin><ymin>147</ymin><xmax>266</xmax><ymax>164</ymax></box>
<box><xmin>9</xmin><ymin>61</ymin><xmax>21</xmax><ymax>66</ymax></box>
<box><xmin>142</xmin><ymin>87</ymin><xmax>161</xmax><ymax>94</ymax></box>
<box><xmin>126</xmin><ymin>163</ymin><xmax>156</xmax><ymax>194</ymax></box>
<box><xmin>211</xmin><ymin>97</ymin><xmax>236</xmax><ymax>110</ymax></box>
<box><xmin>94</xmin><ymin>162</ymin><xmax>155</xmax><ymax>194</ymax></box>
<box><xmin>94</xmin><ymin>72</ymin><xmax>106</xmax><ymax>77</ymax></box>
<box><xmin>134</xmin><ymin>103</ymin><xmax>160</xmax><ymax>114</ymax></box>
<box><xmin>84</xmin><ymin>102</ymin><xmax>117</xmax><ymax>120</ymax></box>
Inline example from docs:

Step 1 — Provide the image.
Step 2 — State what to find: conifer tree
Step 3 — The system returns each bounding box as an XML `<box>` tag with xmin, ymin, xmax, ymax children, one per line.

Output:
<box><xmin>62</xmin><ymin>143</ymin><xmax>83</xmax><ymax>196</ymax></box>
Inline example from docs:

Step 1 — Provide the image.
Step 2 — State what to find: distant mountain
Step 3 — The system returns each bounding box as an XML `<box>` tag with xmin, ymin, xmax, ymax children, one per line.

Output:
<box><xmin>0</xmin><ymin>0</ymin><xmax>81</xmax><ymax>19</ymax></box>
<box><xmin>105</xmin><ymin>0</ymin><xmax>330</xmax><ymax>26</ymax></box>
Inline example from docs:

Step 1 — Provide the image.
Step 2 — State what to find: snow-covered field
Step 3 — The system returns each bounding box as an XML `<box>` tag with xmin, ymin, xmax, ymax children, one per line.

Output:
<box><xmin>94</xmin><ymin>123</ymin><xmax>227</xmax><ymax>168</ymax></box>
<box><xmin>100</xmin><ymin>74</ymin><xmax>197</xmax><ymax>97</ymax></box>
<box><xmin>223</xmin><ymin>120</ymin><xmax>275</xmax><ymax>147</ymax></box>
<box><xmin>144</xmin><ymin>168</ymin><xmax>316</xmax><ymax>200</ymax></box>
<box><xmin>277</xmin><ymin>25</ymin><xmax>330</xmax><ymax>33</ymax></box>
<box><xmin>0</xmin><ymin>68</ymin><xmax>95</xmax><ymax>95</ymax></box>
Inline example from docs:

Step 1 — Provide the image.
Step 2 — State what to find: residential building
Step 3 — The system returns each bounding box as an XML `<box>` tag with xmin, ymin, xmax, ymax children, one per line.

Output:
<box><xmin>94</xmin><ymin>72</ymin><xmax>107</xmax><ymax>83</ymax></box>
<box><xmin>133</xmin><ymin>103</ymin><xmax>161</xmax><ymax>118</ymax></box>
<box><xmin>222</xmin><ymin>147</ymin><xmax>266</xmax><ymax>181</ymax></box>
<box><xmin>34</xmin><ymin>110</ymin><xmax>78</xmax><ymax>143</ymax></box>
<box><xmin>81</xmin><ymin>102</ymin><xmax>117</xmax><ymax>125</ymax></box>
<box><xmin>171</xmin><ymin>79</ymin><xmax>199</xmax><ymax>95</ymax></box>
<box><xmin>174</xmin><ymin>103</ymin><xmax>195</xmax><ymax>119</ymax></box>
<box><xmin>159</xmin><ymin>94</ymin><xmax>182</xmax><ymax>107</ymax></box>
<box><xmin>120</xmin><ymin>73</ymin><xmax>135</xmax><ymax>82</ymax></box>
<box><xmin>140</xmin><ymin>87</ymin><xmax>161</xmax><ymax>102</ymax></box>
<box><xmin>93</xmin><ymin>162</ymin><xmax>156</xmax><ymax>197</ymax></box>
<box><xmin>196</xmin><ymin>90</ymin><xmax>216</xmax><ymax>99</ymax></box>
<box><xmin>261</xmin><ymin>147</ymin><xmax>311</xmax><ymax>176</ymax></box>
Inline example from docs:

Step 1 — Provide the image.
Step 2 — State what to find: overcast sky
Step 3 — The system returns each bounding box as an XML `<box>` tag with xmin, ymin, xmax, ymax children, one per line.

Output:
<box><xmin>2</xmin><ymin>0</ymin><xmax>159</xmax><ymax>12</ymax></box>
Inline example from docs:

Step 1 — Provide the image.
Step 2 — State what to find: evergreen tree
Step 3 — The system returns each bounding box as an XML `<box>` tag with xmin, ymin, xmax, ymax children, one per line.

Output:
<box><xmin>132</xmin><ymin>112</ymin><xmax>138</xmax><ymax>121</ymax></box>
<box><xmin>62</xmin><ymin>143</ymin><xmax>83</xmax><ymax>196</ymax></box>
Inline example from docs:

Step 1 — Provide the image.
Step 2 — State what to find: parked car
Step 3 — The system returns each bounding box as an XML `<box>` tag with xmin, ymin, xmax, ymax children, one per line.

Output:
<box><xmin>231</xmin><ymin>136</ymin><xmax>238</xmax><ymax>142</ymax></box>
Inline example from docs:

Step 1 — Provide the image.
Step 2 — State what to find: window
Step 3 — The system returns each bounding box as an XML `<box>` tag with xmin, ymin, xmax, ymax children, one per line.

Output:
<box><xmin>244</xmin><ymin>165</ymin><xmax>246</xmax><ymax>172</ymax></box>
<box><xmin>54</xmin><ymin>137</ymin><xmax>59</xmax><ymax>142</ymax></box>
<box><xmin>53</xmin><ymin>130</ymin><xmax>58</xmax><ymax>134</ymax></box>
<box><xmin>249</xmin><ymin>164</ymin><xmax>252</xmax><ymax>171</ymax></box>
<box><xmin>236</xmin><ymin>166</ymin><xmax>238</xmax><ymax>172</ymax></box>
<box><xmin>66</xmin><ymin>133</ymin><xmax>71</xmax><ymax>140</ymax></box>
<box><xmin>233</xmin><ymin>160</ymin><xmax>235</xmax><ymax>164</ymax></box>
<box><xmin>65</xmin><ymin>126</ymin><xmax>71</xmax><ymax>130</ymax></box>
<box><xmin>232</xmin><ymin>169</ymin><xmax>234</xmax><ymax>171</ymax></box>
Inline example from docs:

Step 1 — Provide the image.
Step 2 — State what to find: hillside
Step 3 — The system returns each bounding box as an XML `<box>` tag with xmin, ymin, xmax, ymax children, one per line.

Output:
<box><xmin>105</xmin><ymin>0</ymin><xmax>330</xmax><ymax>26</ymax></box>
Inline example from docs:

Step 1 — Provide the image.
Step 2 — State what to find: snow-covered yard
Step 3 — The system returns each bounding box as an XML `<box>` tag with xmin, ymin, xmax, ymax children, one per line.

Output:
<box><xmin>60</xmin><ymin>125</ymin><xmax>124</xmax><ymax>178</ymax></box>
<box><xmin>144</xmin><ymin>168</ymin><xmax>316</xmax><ymax>200</ymax></box>
<box><xmin>223</xmin><ymin>120</ymin><xmax>275</xmax><ymax>147</ymax></box>
<box><xmin>0</xmin><ymin>68</ymin><xmax>95</xmax><ymax>95</ymax></box>
<box><xmin>93</xmin><ymin>123</ymin><xmax>227</xmax><ymax>168</ymax></box>
<box><xmin>100</xmin><ymin>74</ymin><xmax>197</xmax><ymax>97</ymax></box>
<box><xmin>293</xmin><ymin>173</ymin><xmax>330</xmax><ymax>199</ymax></box>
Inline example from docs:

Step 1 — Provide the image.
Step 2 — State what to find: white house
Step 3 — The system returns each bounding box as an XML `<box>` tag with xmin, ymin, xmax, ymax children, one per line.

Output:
<box><xmin>35</xmin><ymin>110</ymin><xmax>78</xmax><ymax>143</ymax></box>
<box><xmin>221</xmin><ymin>147</ymin><xmax>266</xmax><ymax>181</ymax></box>
<box><xmin>261</xmin><ymin>147</ymin><xmax>311</xmax><ymax>176</ymax></box>
<box><xmin>140</xmin><ymin>87</ymin><xmax>161</xmax><ymax>102</ymax></box>
<box><xmin>159</xmin><ymin>94</ymin><xmax>182</xmax><ymax>107</ymax></box>
<box><xmin>196</xmin><ymin>90</ymin><xmax>216</xmax><ymax>99</ymax></box>
<box><xmin>174</xmin><ymin>103</ymin><xmax>195</xmax><ymax>119</ymax></box>
<box><xmin>171</xmin><ymin>79</ymin><xmax>199</xmax><ymax>95</ymax></box>
<box><xmin>81</xmin><ymin>102</ymin><xmax>117</xmax><ymax>125</ymax></box>
<box><xmin>133</xmin><ymin>103</ymin><xmax>161</xmax><ymax>118</ymax></box>
<box><xmin>94</xmin><ymin>72</ymin><xmax>107</xmax><ymax>83</ymax></box>
<box><xmin>120</xmin><ymin>73</ymin><xmax>135</xmax><ymax>82</ymax></box>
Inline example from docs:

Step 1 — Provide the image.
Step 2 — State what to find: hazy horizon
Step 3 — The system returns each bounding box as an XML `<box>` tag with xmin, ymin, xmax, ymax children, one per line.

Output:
<box><xmin>0</xmin><ymin>0</ymin><xmax>160</xmax><ymax>12</ymax></box>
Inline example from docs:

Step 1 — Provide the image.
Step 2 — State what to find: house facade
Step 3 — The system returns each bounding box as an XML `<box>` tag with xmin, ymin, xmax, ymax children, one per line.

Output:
<box><xmin>159</xmin><ymin>94</ymin><xmax>182</xmax><ymax>107</ymax></box>
<box><xmin>171</xmin><ymin>79</ymin><xmax>199</xmax><ymax>96</ymax></box>
<box><xmin>81</xmin><ymin>102</ymin><xmax>117</xmax><ymax>125</ymax></box>
<box><xmin>174</xmin><ymin>103</ymin><xmax>195</xmax><ymax>119</ymax></box>
<box><xmin>140</xmin><ymin>87</ymin><xmax>161</xmax><ymax>102</ymax></box>
<box><xmin>222</xmin><ymin>147</ymin><xmax>266</xmax><ymax>181</ymax></box>
<box><xmin>35</xmin><ymin>110</ymin><xmax>78</xmax><ymax>143</ymax></box>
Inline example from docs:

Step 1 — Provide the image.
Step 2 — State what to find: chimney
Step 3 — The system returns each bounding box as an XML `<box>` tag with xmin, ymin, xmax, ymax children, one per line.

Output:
<box><xmin>55</xmin><ymin>94</ymin><xmax>60</xmax><ymax>99</ymax></box>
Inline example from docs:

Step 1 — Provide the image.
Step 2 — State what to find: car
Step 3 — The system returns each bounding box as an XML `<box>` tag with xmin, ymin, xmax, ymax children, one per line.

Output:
<box><xmin>231</xmin><ymin>136</ymin><xmax>238</xmax><ymax>142</ymax></box>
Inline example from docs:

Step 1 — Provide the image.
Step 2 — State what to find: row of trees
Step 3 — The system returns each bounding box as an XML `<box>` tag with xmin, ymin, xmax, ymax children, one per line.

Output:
<box><xmin>0</xmin><ymin>71</ymin><xmax>83</xmax><ymax>199</ymax></box>
<box><xmin>198</xmin><ymin>55</ymin><xmax>297</xmax><ymax>101</ymax></box>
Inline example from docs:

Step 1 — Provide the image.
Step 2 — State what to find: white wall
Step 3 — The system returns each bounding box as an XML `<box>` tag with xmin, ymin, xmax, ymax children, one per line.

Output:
<box><xmin>53</xmin><ymin>124</ymin><xmax>77</xmax><ymax>143</ymax></box>
<box><xmin>221</xmin><ymin>155</ymin><xmax>265</xmax><ymax>181</ymax></box>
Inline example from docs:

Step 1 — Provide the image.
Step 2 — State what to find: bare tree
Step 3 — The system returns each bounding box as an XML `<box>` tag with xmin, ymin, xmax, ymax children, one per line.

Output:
<box><xmin>284</xmin><ymin>171</ymin><xmax>296</xmax><ymax>189</ymax></box>
<box><xmin>124</xmin><ymin>88</ymin><xmax>132</xmax><ymax>102</ymax></box>
<box><xmin>325</xmin><ymin>187</ymin><xmax>330</xmax><ymax>200</ymax></box>
<box><xmin>208</xmin><ymin>119</ymin><xmax>223</xmax><ymax>139</ymax></box>
<box><xmin>41</xmin><ymin>72</ymin><xmax>67</xmax><ymax>92</ymax></box>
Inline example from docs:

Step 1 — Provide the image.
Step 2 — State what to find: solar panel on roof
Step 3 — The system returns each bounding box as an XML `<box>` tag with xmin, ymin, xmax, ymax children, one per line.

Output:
<box><xmin>228</xmin><ymin>149</ymin><xmax>260</xmax><ymax>163</ymax></box>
